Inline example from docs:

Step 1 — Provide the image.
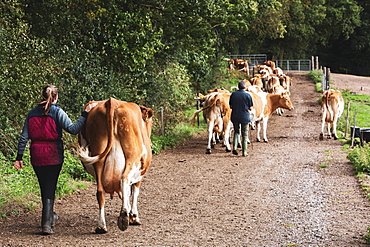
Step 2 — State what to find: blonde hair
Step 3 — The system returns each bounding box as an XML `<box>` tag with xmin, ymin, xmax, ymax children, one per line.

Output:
<box><xmin>42</xmin><ymin>85</ymin><xmax>58</xmax><ymax>115</ymax></box>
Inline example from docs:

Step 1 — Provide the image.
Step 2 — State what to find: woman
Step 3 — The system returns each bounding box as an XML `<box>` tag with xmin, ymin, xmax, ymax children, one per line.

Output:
<box><xmin>14</xmin><ymin>85</ymin><xmax>96</xmax><ymax>235</ymax></box>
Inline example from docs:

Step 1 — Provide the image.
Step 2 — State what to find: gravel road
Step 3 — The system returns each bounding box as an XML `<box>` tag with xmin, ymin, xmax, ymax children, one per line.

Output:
<box><xmin>1</xmin><ymin>73</ymin><xmax>370</xmax><ymax>246</ymax></box>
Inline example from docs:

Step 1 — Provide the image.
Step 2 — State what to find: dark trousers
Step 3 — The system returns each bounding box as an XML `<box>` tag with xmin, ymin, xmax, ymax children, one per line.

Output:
<box><xmin>33</xmin><ymin>164</ymin><xmax>62</xmax><ymax>200</ymax></box>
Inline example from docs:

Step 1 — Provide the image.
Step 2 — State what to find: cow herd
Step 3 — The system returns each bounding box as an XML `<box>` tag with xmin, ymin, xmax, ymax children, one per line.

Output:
<box><xmin>192</xmin><ymin>60</ymin><xmax>296</xmax><ymax>154</ymax></box>
<box><xmin>74</xmin><ymin>61</ymin><xmax>344</xmax><ymax>234</ymax></box>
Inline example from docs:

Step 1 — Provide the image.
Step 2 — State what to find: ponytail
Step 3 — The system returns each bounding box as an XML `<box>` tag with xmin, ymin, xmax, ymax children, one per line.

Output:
<box><xmin>42</xmin><ymin>85</ymin><xmax>58</xmax><ymax>115</ymax></box>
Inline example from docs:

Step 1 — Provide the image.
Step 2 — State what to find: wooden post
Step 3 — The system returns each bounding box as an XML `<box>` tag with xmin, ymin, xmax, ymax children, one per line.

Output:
<box><xmin>196</xmin><ymin>99</ymin><xmax>200</xmax><ymax>127</ymax></box>
<box><xmin>322</xmin><ymin>67</ymin><xmax>327</xmax><ymax>91</ymax></box>
<box><xmin>160</xmin><ymin>106</ymin><xmax>164</xmax><ymax>136</ymax></box>
<box><xmin>345</xmin><ymin>101</ymin><xmax>350</xmax><ymax>138</ymax></box>
<box><xmin>351</xmin><ymin>110</ymin><xmax>357</xmax><ymax>148</ymax></box>
<box><xmin>326</xmin><ymin>67</ymin><xmax>330</xmax><ymax>90</ymax></box>
<box><xmin>315</xmin><ymin>56</ymin><xmax>319</xmax><ymax>70</ymax></box>
<box><xmin>311</xmin><ymin>56</ymin><xmax>314</xmax><ymax>71</ymax></box>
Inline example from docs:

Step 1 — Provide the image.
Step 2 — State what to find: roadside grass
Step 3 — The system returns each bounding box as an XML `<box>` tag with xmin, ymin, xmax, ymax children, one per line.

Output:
<box><xmin>0</xmin><ymin>104</ymin><xmax>208</xmax><ymax>218</ymax></box>
<box><xmin>309</xmin><ymin>70</ymin><xmax>370</xmax><ymax>244</ymax></box>
<box><xmin>363</xmin><ymin>227</ymin><xmax>370</xmax><ymax>243</ymax></box>
<box><xmin>0</xmin><ymin>150</ymin><xmax>92</xmax><ymax>218</ymax></box>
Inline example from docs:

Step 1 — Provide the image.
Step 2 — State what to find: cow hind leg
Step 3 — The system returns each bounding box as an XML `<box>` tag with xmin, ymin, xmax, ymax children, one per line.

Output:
<box><xmin>117</xmin><ymin>179</ymin><xmax>131</xmax><ymax>231</ymax></box>
<box><xmin>326</xmin><ymin>123</ymin><xmax>332</xmax><ymax>139</ymax></box>
<box><xmin>129</xmin><ymin>184</ymin><xmax>142</xmax><ymax>225</ymax></box>
<box><xmin>95</xmin><ymin>190</ymin><xmax>108</xmax><ymax>234</ymax></box>
<box><xmin>95</xmin><ymin>164</ymin><xmax>108</xmax><ymax>234</ymax></box>
<box><xmin>332</xmin><ymin>118</ymin><xmax>339</xmax><ymax>140</ymax></box>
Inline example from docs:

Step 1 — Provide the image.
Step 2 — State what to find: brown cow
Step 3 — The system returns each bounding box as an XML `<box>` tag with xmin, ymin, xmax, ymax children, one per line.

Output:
<box><xmin>320</xmin><ymin>89</ymin><xmax>344</xmax><ymax>140</ymax></box>
<box><xmin>227</xmin><ymin>58</ymin><xmax>250</xmax><ymax>76</ymax></box>
<box><xmin>248</xmin><ymin>91</ymin><xmax>294</xmax><ymax>142</ymax></box>
<box><xmin>250</xmin><ymin>74</ymin><xmax>264</xmax><ymax>89</ymax></box>
<box><xmin>192</xmin><ymin>90</ymin><xmax>232</xmax><ymax>154</ymax></box>
<box><xmin>78</xmin><ymin>98</ymin><xmax>154</xmax><ymax>233</ymax></box>
<box><xmin>263</xmin><ymin>60</ymin><xmax>276</xmax><ymax>71</ymax></box>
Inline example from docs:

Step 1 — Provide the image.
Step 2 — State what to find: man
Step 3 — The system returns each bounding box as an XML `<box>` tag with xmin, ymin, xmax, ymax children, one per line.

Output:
<box><xmin>229</xmin><ymin>80</ymin><xmax>253</xmax><ymax>156</ymax></box>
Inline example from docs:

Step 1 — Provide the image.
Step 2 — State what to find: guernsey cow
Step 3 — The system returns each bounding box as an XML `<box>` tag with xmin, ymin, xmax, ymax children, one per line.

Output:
<box><xmin>78</xmin><ymin>98</ymin><xmax>153</xmax><ymax>233</ymax></box>
<box><xmin>320</xmin><ymin>89</ymin><xmax>344</xmax><ymax>140</ymax></box>
<box><xmin>227</xmin><ymin>58</ymin><xmax>250</xmax><ymax>76</ymax></box>
<box><xmin>271</xmin><ymin>84</ymin><xmax>288</xmax><ymax>116</ymax></box>
<box><xmin>192</xmin><ymin>90</ymin><xmax>232</xmax><ymax>154</ymax></box>
<box><xmin>248</xmin><ymin>91</ymin><xmax>294</xmax><ymax>142</ymax></box>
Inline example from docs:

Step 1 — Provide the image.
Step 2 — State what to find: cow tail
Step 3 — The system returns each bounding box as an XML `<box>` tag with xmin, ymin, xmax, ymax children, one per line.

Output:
<box><xmin>323</xmin><ymin>91</ymin><xmax>334</xmax><ymax>122</ymax></box>
<box><xmin>78</xmin><ymin>98</ymin><xmax>115</xmax><ymax>166</ymax></box>
<box><xmin>190</xmin><ymin>97</ymin><xmax>219</xmax><ymax>126</ymax></box>
<box><xmin>99</xmin><ymin>97</ymin><xmax>115</xmax><ymax>160</ymax></box>
<box><xmin>190</xmin><ymin>109</ymin><xmax>203</xmax><ymax>126</ymax></box>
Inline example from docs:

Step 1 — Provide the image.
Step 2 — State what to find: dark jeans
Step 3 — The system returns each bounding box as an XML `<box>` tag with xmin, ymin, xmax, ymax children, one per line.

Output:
<box><xmin>33</xmin><ymin>164</ymin><xmax>62</xmax><ymax>200</ymax></box>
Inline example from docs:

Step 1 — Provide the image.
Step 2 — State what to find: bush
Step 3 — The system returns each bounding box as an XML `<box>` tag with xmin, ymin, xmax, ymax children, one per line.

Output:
<box><xmin>0</xmin><ymin>149</ymin><xmax>91</xmax><ymax>218</ymax></box>
<box><xmin>151</xmin><ymin>123</ymin><xmax>206</xmax><ymax>154</ymax></box>
<box><xmin>308</xmin><ymin>70</ymin><xmax>323</xmax><ymax>84</ymax></box>
<box><xmin>347</xmin><ymin>144</ymin><xmax>370</xmax><ymax>173</ymax></box>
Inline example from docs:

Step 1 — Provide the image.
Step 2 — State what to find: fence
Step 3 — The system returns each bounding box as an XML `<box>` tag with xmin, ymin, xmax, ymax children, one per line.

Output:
<box><xmin>227</xmin><ymin>54</ymin><xmax>267</xmax><ymax>67</ymax></box>
<box><xmin>275</xmin><ymin>60</ymin><xmax>311</xmax><ymax>72</ymax></box>
<box><xmin>227</xmin><ymin>54</ymin><xmax>313</xmax><ymax>72</ymax></box>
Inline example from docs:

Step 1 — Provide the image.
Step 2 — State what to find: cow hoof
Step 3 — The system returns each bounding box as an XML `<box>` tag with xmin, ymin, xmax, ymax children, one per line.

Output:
<box><xmin>263</xmin><ymin>140</ymin><xmax>268</xmax><ymax>143</ymax></box>
<box><xmin>319</xmin><ymin>134</ymin><xmax>324</xmax><ymax>140</ymax></box>
<box><xmin>117</xmin><ymin>212</ymin><xmax>129</xmax><ymax>231</ymax></box>
<box><xmin>129</xmin><ymin>214</ymin><xmax>142</xmax><ymax>225</ymax></box>
<box><xmin>95</xmin><ymin>227</ymin><xmax>108</xmax><ymax>234</ymax></box>
<box><xmin>206</xmin><ymin>149</ymin><xmax>211</xmax><ymax>154</ymax></box>
<box><xmin>225</xmin><ymin>148</ymin><xmax>231</xmax><ymax>152</ymax></box>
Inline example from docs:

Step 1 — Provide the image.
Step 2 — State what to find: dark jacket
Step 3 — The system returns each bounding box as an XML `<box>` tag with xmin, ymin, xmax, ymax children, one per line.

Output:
<box><xmin>229</xmin><ymin>89</ymin><xmax>253</xmax><ymax>124</ymax></box>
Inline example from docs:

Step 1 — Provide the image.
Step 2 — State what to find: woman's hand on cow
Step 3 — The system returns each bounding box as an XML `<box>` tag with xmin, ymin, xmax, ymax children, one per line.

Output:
<box><xmin>84</xmin><ymin>102</ymin><xmax>98</xmax><ymax>112</ymax></box>
<box><xmin>14</xmin><ymin>160</ymin><xmax>23</xmax><ymax>171</ymax></box>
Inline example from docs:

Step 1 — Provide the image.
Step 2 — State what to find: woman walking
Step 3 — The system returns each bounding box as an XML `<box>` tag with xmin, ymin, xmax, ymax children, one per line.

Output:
<box><xmin>13</xmin><ymin>85</ymin><xmax>96</xmax><ymax>235</ymax></box>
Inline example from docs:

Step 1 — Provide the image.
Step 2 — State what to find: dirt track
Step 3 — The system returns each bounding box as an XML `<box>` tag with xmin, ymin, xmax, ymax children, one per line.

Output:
<box><xmin>1</xmin><ymin>73</ymin><xmax>370</xmax><ymax>246</ymax></box>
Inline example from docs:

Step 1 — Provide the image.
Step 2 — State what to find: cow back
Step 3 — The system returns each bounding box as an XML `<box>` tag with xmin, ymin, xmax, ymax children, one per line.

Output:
<box><xmin>322</xmin><ymin>89</ymin><xmax>344</xmax><ymax>122</ymax></box>
<box><xmin>247</xmin><ymin>91</ymin><xmax>265</xmax><ymax>121</ymax></box>
<box><xmin>79</xmin><ymin>98</ymin><xmax>153</xmax><ymax>196</ymax></box>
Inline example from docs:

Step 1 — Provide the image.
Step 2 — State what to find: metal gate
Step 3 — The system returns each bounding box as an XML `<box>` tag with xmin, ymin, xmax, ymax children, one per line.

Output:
<box><xmin>227</xmin><ymin>54</ymin><xmax>312</xmax><ymax>72</ymax></box>
<box><xmin>275</xmin><ymin>60</ymin><xmax>312</xmax><ymax>72</ymax></box>
<box><xmin>227</xmin><ymin>54</ymin><xmax>267</xmax><ymax>67</ymax></box>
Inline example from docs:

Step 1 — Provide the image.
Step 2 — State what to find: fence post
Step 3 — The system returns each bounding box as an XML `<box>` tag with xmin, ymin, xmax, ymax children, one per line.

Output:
<box><xmin>351</xmin><ymin>110</ymin><xmax>357</xmax><ymax>148</ymax></box>
<box><xmin>196</xmin><ymin>99</ymin><xmax>200</xmax><ymax>127</ymax></box>
<box><xmin>311</xmin><ymin>56</ymin><xmax>314</xmax><ymax>70</ymax></box>
<box><xmin>160</xmin><ymin>106</ymin><xmax>164</xmax><ymax>136</ymax></box>
<box><xmin>326</xmin><ymin>67</ymin><xmax>331</xmax><ymax>90</ymax></box>
<box><xmin>322</xmin><ymin>67</ymin><xmax>327</xmax><ymax>91</ymax></box>
<box><xmin>315</xmin><ymin>56</ymin><xmax>319</xmax><ymax>70</ymax></box>
<box><xmin>345</xmin><ymin>101</ymin><xmax>350</xmax><ymax>138</ymax></box>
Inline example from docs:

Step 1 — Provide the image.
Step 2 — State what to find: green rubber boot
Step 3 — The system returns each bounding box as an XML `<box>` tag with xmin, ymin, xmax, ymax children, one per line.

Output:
<box><xmin>241</xmin><ymin>123</ymin><xmax>249</xmax><ymax>156</ymax></box>
<box><xmin>232</xmin><ymin>132</ymin><xmax>239</xmax><ymax>155</ymax></box>
<box><xmin>242</xmin><ymin>138</ymin><xmax>248</xmax><ymax>156</ymax></box>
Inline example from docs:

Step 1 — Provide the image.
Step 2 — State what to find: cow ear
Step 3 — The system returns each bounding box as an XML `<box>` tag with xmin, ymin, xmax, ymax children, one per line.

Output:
<box><xmin>140</xmin><ymin>105</ymin><xmax>154</xmax><ymax>121</ymax></box>
<box><xmin>147</xmin><ymin>108</ymin><xmax>154</xmax><ymax>119</ymax></box>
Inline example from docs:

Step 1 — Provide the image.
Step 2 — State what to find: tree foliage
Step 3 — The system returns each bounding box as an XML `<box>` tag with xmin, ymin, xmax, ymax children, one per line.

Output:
<box><xmin>0</xmin><ymin>0</ymin><xmax>367</xmax><ymax>158</ymax></box>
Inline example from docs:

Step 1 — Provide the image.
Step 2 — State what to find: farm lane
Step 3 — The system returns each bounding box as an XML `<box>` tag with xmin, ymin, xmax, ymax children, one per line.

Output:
<box><xmin>1</xmin><ymin>73</ymin><xmax>370</xmax><ymax>246</ymax></box>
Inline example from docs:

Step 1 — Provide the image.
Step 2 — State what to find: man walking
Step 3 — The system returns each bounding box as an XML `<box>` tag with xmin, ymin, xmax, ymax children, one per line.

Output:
<box><xmin>229</xmin><ymin>80</ymin><xmax>253</xmax><ymax>156</ymax></box>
